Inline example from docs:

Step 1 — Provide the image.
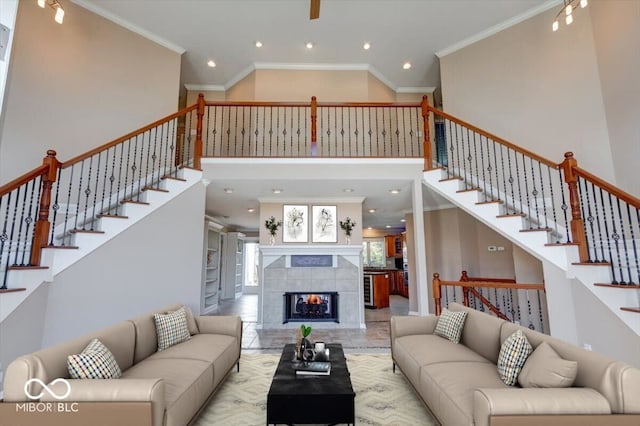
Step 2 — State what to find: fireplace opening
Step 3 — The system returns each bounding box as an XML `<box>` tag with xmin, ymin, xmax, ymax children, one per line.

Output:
<box><xmin>283</xmin><ymin>292</ymin><xmax>339</xmax><ymax>323</ymax></box>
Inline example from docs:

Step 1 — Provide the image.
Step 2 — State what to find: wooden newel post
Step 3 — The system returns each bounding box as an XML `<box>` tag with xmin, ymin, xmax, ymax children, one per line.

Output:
<box><xmin>194</xmin><ymin>93</ymin><xmax>205</xmax><ymax>170</ymax></box>
<box><xmin>421</xmin><ymin>95</ymin><xmax>432</xmax><ymax>171</ymax></box>
<box><xmin>561</xmin><ymin>152</ymin><xmax>588</xmax><ymax>262</ymax></box>
<box><xmin>433</xmin><ymin>273</ymin><xmax>442</xmax><ymax>316</ymax></box>
<box><xmin>460</xmin><ymin>270</ymin><xmax>470</xmax><ymax>306</ymax></box>
<box><xmin>31</xmin><ymin>150</ymin><xmax>59</xmax><ymax>265</ymax></box>
<box><xmin>310</xmin><ymin>96</ymin><xmax>318</xmax><ymax>156</ymax></box>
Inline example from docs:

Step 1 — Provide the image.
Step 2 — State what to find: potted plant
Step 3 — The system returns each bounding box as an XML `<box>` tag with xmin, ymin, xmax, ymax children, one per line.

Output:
<box><xmin>339</xmin><ymin>217</ymin><xmax>356</xmax><ymax>244</ymax></box>
<box><xmin>296</xmin><ymin>324</ymin><xmax>313</xmax><ymax>360</ymax></box>
<box><xmin>264</xmin><ymin>216</ymin><xmax>282</xmax><ymax>245</ymax></box>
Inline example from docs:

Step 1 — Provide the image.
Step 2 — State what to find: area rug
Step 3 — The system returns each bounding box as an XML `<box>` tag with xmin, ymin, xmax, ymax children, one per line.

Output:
<box><xmin>193</xmin><ymin>353</ymin><xmax>438</xmax><ymax>426</ymax></box>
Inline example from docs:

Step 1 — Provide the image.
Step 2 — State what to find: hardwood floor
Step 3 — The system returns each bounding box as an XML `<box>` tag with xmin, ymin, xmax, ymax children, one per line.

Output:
<box><xmin>212</xmin><ymin>294</ymin><xmax>409</xmax><ymax>354</ymax></box>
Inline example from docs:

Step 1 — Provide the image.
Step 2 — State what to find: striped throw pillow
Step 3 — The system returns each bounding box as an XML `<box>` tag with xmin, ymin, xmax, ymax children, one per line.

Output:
<box><xmin>154</xmin><ymin>306</ymin><xmax>191</xmax><ymax>351</ymax></box>
<box><xmin>67</xmin><ymin>338</ymin><xmax>122</xmax><ymax>379</ymax></box>
<box><xmin>498</xmin><ymin>330</ymin><xmax>533</xmax><ymax>385</ymax></box>
<box><xmin>434</xmin><ymin>309</ymin><xmax>468</xmax><ymax>343</ymax></box>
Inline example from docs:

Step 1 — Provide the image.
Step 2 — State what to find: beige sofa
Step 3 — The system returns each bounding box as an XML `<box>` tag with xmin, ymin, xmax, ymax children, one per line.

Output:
<box><xmin>391</xmin><ymin>302</ymin><xmax>640</xmax><ymax>426</ymax></box>
<box><xmin>3</xmin><ymin>304</ymin><xmax>241</xmax><ymax>426</ymax></box>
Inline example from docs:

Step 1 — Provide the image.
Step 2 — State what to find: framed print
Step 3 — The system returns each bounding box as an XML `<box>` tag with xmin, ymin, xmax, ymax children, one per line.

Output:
<box><xmin>312</xmin><ymin>205</ymin><xmax>337</xmax><ymax>243</ymax></box>
<box><xmin>283</xmin><ymin>205</ymin><xmax>308</xmax><ymax>243</ymax></box>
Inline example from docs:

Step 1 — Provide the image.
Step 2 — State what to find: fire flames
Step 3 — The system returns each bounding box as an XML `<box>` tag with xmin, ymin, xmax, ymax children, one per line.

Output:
<box><xmin>306</xmin><ymin>294</ymin><xmax>322</xmax><ymax>304</ymax></box>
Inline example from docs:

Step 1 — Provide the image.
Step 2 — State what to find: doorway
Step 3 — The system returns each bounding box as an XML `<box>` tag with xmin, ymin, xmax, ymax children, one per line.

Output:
<box><xmin>243</xmin><ymin>240</ymin><xmax>260</xmax><ymax>294</ymax></box>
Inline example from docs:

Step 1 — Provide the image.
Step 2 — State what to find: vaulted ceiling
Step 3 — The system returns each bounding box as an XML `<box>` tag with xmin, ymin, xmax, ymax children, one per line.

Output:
<box><xmin>70</xmin><ymin>0</ymin><xmax>556</xmax><ymax>231</ymax></box>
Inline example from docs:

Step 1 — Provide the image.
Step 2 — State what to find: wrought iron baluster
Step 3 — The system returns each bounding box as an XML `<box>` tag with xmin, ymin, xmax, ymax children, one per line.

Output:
<box><xmin>537</xmin><ymin>291</ymin><xmax>545</xmax><ymax>333</ymax></box>
<box><xmin>547</xmin><ymin>167</ymin><xmax>560</xmax><ymax>242</ymax></box>
<box><xmin>520</xmin><ymin>153</ymin><xmax>531</xmax><ymax>223</ymax></box>
<box><xmin>212</xmin><ymin>106</ymin><xmax>218</xmax><ymax>157</ymax></box>
<box><xmin>529</xmin><ymin>158</ymin><xmax>541</xmax><ymax>229</ymax></box>
<box><xmin>49</xmin><ymin>168</ymin><xmax>63</xmax><ymax>245</ymax></box>
<box><xmin>582</xmin><ymin>179</ymin><xmax>600</xmax><ymax>262</ymax></box>
<box><xmin>626</xmin><ymin>203</ymin><xmax>639</xmax><ymax>284</ymax></box>
<box><xmin>100</xmin><ymin>148</ymin><xmax>110</xmax><ymax>214</ymax></box>
<box><xmin>1</xmin><ymin>193</ymin><xmax>11</xmax><ymax>288</ymax></box>
<box><xmin>471</xmin><ymin>129</ymin><xmax>480</xmax><ymax>190</ymax></box>
<box><xmin>613</xmin><ymin>196</ymin><xmax>630</xmax><ymax>283</ymax></box>
<box><xmin>375</xmin><ymin>108</ymin><xmax>380</xmax><ymax>156</ymax></box>
<box><xmin>455</xmin><ymin>123</ymin><xmax>466</xmax><ymax>188</ymax></box>
<box><xmin>538</xmin><ymin>162</ymin><xmax>549</xmax><ymax>231</ymax></box>
<box><xmin>558</xmin><ymin>169</ymin><xmax>571</xmax><ymax>243</ymax></box>
<box><xmin>479</xmin><ymin>135</ymin><xmax>489</xmax><ymax>199</ymax></box>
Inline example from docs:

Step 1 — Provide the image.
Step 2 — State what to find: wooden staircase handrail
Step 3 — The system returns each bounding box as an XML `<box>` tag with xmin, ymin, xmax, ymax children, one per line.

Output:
<box><xmin>573</xmin><ymin>166</ymin><xmax>640</xmax><ymax>209</ymax></box>
<box><xmin>460</xmin><ymin>270</ymin><xmax>516</xmax><ymax>284</ymax></box>
<box><xmin>432</xmin><ymin>272</ymin><xmax>545</xmax><ymax>316</ymax></box>
<box><xmin>60</xmin><ymin>104</ymin><xmax>198</xmax><ymax>169</ymax></box>
<box><xmin>203</xmin><ymin>100</ymin><xmax>422</xmax><ymax>108</ymax></box>
<box><xmin>427</xmin><ymin>106</ymin><xmax>558</xmax><ymax>168</ymax></box>
<box><xmin>0</xmin><ymin>163</ymin><xmax>50</xmax><ymax>197</ymax></box>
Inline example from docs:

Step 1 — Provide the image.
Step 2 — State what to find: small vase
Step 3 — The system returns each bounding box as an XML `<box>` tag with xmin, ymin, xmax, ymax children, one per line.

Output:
<box><xmin>270</xmin><ymin>234</ymin><xmax>275</xmax><ymax>245</ymax></box>
<box><xmin>345</xmin><ymin>235</ymin><xmax>351</xmax><ymax>245</ymax></box>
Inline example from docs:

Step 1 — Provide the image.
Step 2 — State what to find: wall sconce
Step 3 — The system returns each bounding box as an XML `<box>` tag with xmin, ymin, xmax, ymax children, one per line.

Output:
<box><xmin>37</xmin><ymin>0</ymin><xmax>65</xmax><ymax>24</ymax></box>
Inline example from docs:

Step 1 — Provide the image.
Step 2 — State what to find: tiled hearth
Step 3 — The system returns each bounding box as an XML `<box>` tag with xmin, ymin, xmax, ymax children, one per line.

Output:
<box><xmin>259</xmin><ymin>245</ymin><xmax>364</xmax><ymax>329</ymax></box>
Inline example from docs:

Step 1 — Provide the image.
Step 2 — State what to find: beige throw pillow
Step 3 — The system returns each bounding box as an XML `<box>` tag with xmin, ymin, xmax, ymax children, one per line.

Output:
<box><xmin>518</xmin><ymin>342</ymin><xmax>578</xmax><ymax>388</ymax></box>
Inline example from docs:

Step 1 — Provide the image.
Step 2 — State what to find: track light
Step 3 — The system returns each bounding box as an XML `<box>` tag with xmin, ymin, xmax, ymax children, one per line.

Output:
<box><xmin>37</xmin><ymin>0</ymin><xmax>65</xmax><ymax>24</ymax></box>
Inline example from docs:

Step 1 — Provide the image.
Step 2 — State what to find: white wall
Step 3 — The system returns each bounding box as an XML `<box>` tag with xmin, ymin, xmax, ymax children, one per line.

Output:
<box><xmin>440</xmin><ymin>5</ymin><xmax>617</xmax><ymax>187</ymax></box>
<box><xmin>0</xmin><ymin>180</ymin><xmax>205</xmax><ymax>370</ymax></box>
<box><xmin>0</xmin><ymin>0</ymin><xmax>181</xmax><ymax>184</ymax></box>
<box><xmin>589</xmin><ymin>0</ymin><xmax>640</xmax><ymax>196</ymax></box>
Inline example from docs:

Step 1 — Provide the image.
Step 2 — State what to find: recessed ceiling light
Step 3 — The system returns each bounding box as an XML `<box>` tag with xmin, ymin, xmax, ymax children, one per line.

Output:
<box><xmin>306</xmin><ymin>42</ymin><xmax>314</xmax><ymax>49</ymax></box>
<box><xmin>368</xmin><ymin>209</ymin><xmax>376</xmax><ymax>213</ymax></box>
<box><xmin>207</xmin><ymin>60</ymin><xmax>216</xmax><ymax>68</ymax></box>
<box><xmin>385</xmin><ymin>225</ymin><xmax>392</xmax><ymax>228</ymax></box>
<box><xmin>367</xmin><ymin>227</ymin><xmax>373</xmax><ymax>230</ymax></box>
<box><xmin>389</xmin><ymin>189</ymin><xmax>401</xmax><ymax>194</ymax></box>
<box><xmin>255</xmin><ymin>41</ymin><xmax>263</xmax><ymax>48</ymax></box>
<box><xmin>223</xmin><ymin>188</ymin><xmax>233</xmax><ymax>194</ymax></box>
<box><xmin>400</xmin><ymin>219</ymin><xmax>406</xmax><ymax>223</ymax></box>
<box><xmin>343</xmin><ymin>188</ymin><xmax>354</xmax><ymax>193</ymax></box>
<box><xmin>247</xmin><ymin>208</ymin><xmax>255</xmax><ymax>213</ymax></box>
<box><xmin>363</xmin><ymin>42</ymin><xmax>371</xmax><ymax>50</ymax></box>
<box><xmin>272</xmin><ymin>189</ymin><xmax>283</xmax><ymax>194</ymax></box>
<box><xmin>403</xmin><ymin>62</ymin><xmax>411</xmax><ymax>70</ymax></box>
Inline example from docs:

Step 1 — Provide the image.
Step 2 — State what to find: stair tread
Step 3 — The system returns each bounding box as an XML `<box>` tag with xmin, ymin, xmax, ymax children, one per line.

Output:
<box><xmin>142</xmin><ymin>186</ymin><xmax>169</xmax><ymax>193</ymax></box>
<box><xmin>594</xmin><ymin>283</ymin><xmax>640</xmax><ymax>289</ymax></box>
<box><xmin>520</xmin><ymin>228</ymin><xmax>552</xmax><ymax>233</ymax></box>
<box><xmin>44</xmin><ymin>245</ymin><xmax>79</xmax><ymax>249</ymax></box>
<box><xmin>438</xmin><ymin>176</ymin><xmax>463</xmax><ymax>182</ymax></box>
<box><xmin>496</xmin><ymin>213</ymin><xmax>526</xmax><ymax>218</ymax></box>
<box><xmin>572</xmin><ymin>261</ymin><xmax>611</xmax><ymax>266</ymax></box>
<box><xmin>7</xmin><ymin>265</ymin><xmax>48</xmax><ymax>270</ymax></box>
<box><xmin>179</xmin><ymin>165</ymin><xmax>203</xmax><ymax>171</ymax></box>
<box><xmin>70</xmin><ymin>229</ymin><xmax>105</xmax><ymax>234</ymax></box>
<box><xmin>545</xmin><ymin>242</ymin><xmax>580</xmax><ymax>246</ymax></box>
<box><xmin>620</xmin><ymin>307</ymin><xmax>640</xmax><ymax>314</ymax></box>
<box><xmin>476</xmin><ymin>200</ymin><xmax>503</xmax><ymax>205</ymax></box>
<box><xmin>161</xmin><ymin>175</ymin><xmax>187</xmax><ymax>182</ymax></box>
<box><xmin>456</xmin><ymin>187</ymin><xmax>482</xmax><ymax>193</ymax></box>
<box><xmin>121</xmin><ymin>199</ymin><xmax>150</xmax><ymax>205</ymax></box>
<box><xmin>0</xmin><ymin>287</ymin><xmax>27</xmax><ymax>294</ymax></box>
<box><xmin>96</xmin><ymin>214</ymin><xmax>129</xmax><ymax>219</ymax></box>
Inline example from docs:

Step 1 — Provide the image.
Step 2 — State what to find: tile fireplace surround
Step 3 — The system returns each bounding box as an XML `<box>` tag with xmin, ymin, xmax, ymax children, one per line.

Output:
<box><xmin>259</xmin><ymin>245</ymin><xmax>364</xmax><ymax>329</ymax></box>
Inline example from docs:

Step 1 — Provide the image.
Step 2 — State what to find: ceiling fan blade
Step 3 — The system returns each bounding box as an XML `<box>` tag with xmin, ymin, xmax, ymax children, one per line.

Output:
<box><xmin>310</xmin><ymin>0</ymin><xmax>320</xmax><ymax>20</ymax></box>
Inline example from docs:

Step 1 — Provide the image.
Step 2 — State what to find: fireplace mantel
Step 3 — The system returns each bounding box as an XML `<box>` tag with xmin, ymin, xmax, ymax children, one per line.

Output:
<box><xmin>260</xmin><ymin>245</ymin><xmax>362</xmax><ymax>257</ymax></box>
<box><xmin>259</xmin><ymin>244</ymin><xmax>365</xmax><ymax>329</ymax></box>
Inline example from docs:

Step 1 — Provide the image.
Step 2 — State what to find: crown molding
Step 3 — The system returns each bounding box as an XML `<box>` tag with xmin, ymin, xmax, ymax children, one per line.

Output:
<box><xmin>435</xmin><ymin>0</ymin><xmax>561</xmax><ymax>58</ymax></box>
<box><xmin>71</xmin><ymin>0</ymin><xmax>186</xmax><ymax>54</ymax></box>
<box><xmin>184</xmin><ymin>84</ymin><xmax>225</xmax><ymax>92</ymax></box>
<box><xmin>181</xmin><ymin>63</ymin><xmax>437</xmax><ymax>95</ymax></box>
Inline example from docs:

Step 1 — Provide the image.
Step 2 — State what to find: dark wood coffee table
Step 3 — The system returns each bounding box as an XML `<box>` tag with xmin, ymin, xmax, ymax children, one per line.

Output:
<box><xmin>266</xmin><ymin>343</ymin><xmax>355</xmax><ymax>425</ymax></box>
